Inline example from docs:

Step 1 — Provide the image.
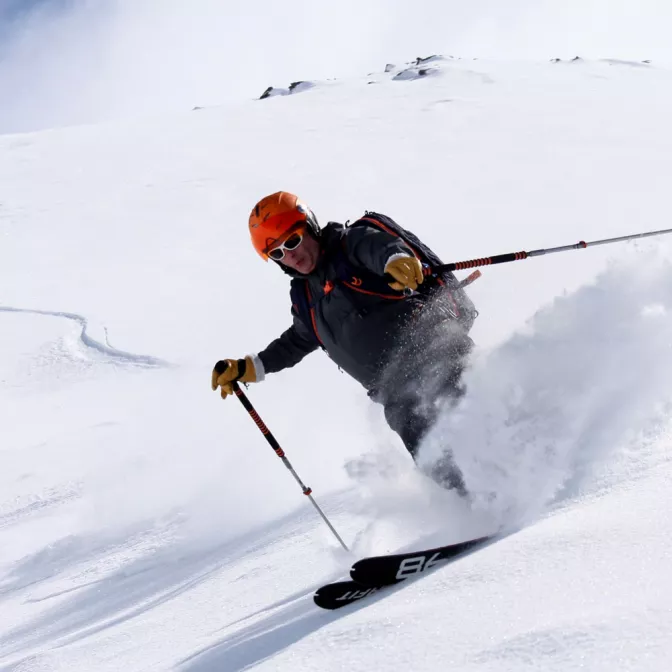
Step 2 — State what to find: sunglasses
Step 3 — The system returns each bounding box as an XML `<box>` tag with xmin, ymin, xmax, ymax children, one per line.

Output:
<box><xmin>268</xmin><ymin>232</ymin><xmax>304</xmax><ymax>261</ymax></box>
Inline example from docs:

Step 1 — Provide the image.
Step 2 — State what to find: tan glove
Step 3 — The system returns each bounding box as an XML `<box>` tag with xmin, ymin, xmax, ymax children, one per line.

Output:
<box><xmin>211</xmin><ymin>356</ymin><xmax>258</xmax><ymax>399</ymax></box>
<box><xmin>384</xmin><ymin>255</ymin><xmax>424</xmax><ymax>291</ymax></box>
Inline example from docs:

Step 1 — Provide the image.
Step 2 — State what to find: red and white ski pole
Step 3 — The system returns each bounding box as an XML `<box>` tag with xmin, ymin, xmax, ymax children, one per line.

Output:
<box><xmin>431</xmin><ymin>226</ymin><xmax>672</xmax><ymax>277</ymax></box>
<box><xmin>231</xmin><ymin>382</ymin><xmax>349</xmax><ymax>552</ymax></box>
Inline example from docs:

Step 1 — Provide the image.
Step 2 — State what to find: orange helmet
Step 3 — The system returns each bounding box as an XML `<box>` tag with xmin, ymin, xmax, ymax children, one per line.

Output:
<box><xmin>249</xmin><ymin>191</ymin><xmax>320</xmax><ymax>260</ymax></box>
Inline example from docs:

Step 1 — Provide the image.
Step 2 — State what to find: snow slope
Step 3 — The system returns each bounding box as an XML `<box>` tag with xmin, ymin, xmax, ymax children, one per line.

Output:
<box><xmin>4</xmin><ymin>0</ymin><xmax>672</xmax><ymax>134</ymax></box>
<box><xmin>1</xmin><ymin>56</ymin><xmax>672</xmax><ymax>671</ymax></box>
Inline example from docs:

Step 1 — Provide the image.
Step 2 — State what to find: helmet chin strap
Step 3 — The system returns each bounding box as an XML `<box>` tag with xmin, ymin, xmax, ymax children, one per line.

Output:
<box><xmin>305</xmin><ymin>210</ymin><xmax>321</xmax><ymax>238</ymax></box>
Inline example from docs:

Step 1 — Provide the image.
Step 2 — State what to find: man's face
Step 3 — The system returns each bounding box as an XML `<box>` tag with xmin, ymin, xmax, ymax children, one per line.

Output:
<box><xmin>271</xmin><ymin>230</ymin><xmax>320</xmax><ymax>274</ymax></box>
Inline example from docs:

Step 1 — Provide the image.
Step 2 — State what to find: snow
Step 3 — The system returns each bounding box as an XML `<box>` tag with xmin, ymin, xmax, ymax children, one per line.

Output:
<box><xmin>1</xmin><ymin>55</ymin><xmax>672</xmax><ymax>671</ymax></box>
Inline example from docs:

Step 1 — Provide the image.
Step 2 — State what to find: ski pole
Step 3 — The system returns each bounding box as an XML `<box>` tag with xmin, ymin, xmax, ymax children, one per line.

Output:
<box><xmin>231</xmin><ymin>381</ymin><xmax>349</xmax><ymax>552</ymax></box>
<box><xmin>430</xmin><ymin>227</ymin><xmax>672</xmax><ymax>275</ymax></box>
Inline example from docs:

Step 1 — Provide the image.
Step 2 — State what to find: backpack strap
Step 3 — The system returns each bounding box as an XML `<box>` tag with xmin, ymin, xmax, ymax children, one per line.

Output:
<box><xmin>340</xmin><ymin>278</ymin><xmax>407</xmax><ymax>300</ymax></box>
<box><xmin>290</xmin><ymin>280</ymin><xmax>324</xmax><ymax>347</ymax></box>
<box><xmin>329</xmin><ymin>227</ymin><xmax>408</xmax><ymax>300</ymax></box>
<box><xmin>346</xmin><ymin>215</ymin><xmax>443</xmax><ymax>297</ymax></box>
<box><xmin>359</xmin><ymin>216</ymin><xmax>423</xmax><ymax>261</ymax></box>
<box><xmin>354</xmin><ymin>213</ymin><xmax>467</xmax><ymax>322</ymax></box>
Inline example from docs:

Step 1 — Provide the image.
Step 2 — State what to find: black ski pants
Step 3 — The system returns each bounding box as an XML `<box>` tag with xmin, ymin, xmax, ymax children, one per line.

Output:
<box><xmin>371</xmin><ymin>319</ymin><xmax>473</xmax><ymax>495</ymax></box>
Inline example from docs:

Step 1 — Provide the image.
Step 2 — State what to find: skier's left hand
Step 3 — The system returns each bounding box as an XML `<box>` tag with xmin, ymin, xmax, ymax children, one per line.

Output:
<box><xmin>385</xmin><ymin>255</ymin><xmax>424</xmax><ymax>291</ymax></box>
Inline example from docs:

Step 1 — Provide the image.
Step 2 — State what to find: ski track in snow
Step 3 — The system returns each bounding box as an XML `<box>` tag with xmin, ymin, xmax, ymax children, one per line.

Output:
<box><xmin>0</xmin><ymin>506</ymin><xmax>343</xmax><ymax>671</ymax></box>
<box><xmin>0</xmin><ymin>306</ymin><xmax>168</xmax><ymax>368</ymax></box>
<box><xmin>180</xmin><ymin>599</ymin><xmax>341</xmax><ymax>671</ymax></box>
<box><xmin>0</xmin><ymin>486</ymin><xmax>81</xmax><ymax>532</ymax></box>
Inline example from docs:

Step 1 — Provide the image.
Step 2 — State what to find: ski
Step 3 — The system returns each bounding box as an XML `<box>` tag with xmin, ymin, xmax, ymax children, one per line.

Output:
<box><xmin>313</xmin><ymin>580</ymin><xmax>381</xmax><ymax>610</ymax></box>
<box><xmin>350</xmin><ymin>535</ymin><xmax>492</xmax><ymax>587</ymax></box>
<box><xmin>313</xmin><ymin>535</ymin><xmax>493</xmax><ymax>610</ymax></box>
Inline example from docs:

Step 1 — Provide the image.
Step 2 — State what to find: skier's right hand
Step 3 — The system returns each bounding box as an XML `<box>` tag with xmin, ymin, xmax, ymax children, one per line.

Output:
<box><xmin>211</xmin><ymin>356</ymin><xmax>259</xmax><ymax>399</ymax></box>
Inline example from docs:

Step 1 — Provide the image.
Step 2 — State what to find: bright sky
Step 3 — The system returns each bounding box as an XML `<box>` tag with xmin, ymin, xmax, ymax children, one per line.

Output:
<box><xmin>1</xmin><ymin>0</ymin><xmax>672</xmax><ymax>134</ymax></box>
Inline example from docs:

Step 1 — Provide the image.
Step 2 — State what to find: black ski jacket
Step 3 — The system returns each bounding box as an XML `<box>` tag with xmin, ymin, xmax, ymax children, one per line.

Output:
<box><xmin>258</xmin><ymin>221</ymin><xmax>446</xmax><ymax>390</ymax></box>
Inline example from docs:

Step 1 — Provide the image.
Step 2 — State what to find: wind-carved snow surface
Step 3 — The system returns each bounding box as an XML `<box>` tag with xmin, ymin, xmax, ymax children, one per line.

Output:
<box><xmin>419</xmin><ymin>253</ymin><xmax>672</xmax><ymax>526</ymax></box>
<box><xmin>0</xmin><ymin>306</ymin><xmax>167</xmax><ymax>368</ymax></box>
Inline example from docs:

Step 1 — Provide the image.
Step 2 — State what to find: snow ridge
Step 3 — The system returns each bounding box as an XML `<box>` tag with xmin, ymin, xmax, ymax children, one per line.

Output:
<box><xmin>0</xmin><ymin>306</ymin><xmax>168</xmax><ymax>368</ymax></box>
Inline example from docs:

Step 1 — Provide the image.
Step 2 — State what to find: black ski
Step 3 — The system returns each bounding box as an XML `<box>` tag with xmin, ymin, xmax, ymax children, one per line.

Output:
<box><xmin>313</xmin><ymin>580</ymin><xmax>381</xmax><ymax>610</ymax></box>
<box><xmin>350</xmin><ymin>535</ymin><xmax>492</xmax><ymax>587</ymax></box>
<box><xmin>313</xmin><ymin>535</ymin><xmax>493</xmax><ymax>610</ymax></box>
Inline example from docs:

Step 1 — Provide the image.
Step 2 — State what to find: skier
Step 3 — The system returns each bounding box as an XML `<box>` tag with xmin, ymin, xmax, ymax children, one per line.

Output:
<box><xmin>211</xmin><ymin>192</ymin><xmax>476</xmax><ymax>493</ymax></box>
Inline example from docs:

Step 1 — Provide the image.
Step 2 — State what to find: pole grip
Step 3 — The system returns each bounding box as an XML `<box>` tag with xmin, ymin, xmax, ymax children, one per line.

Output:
<box><xmin>433</xmin><ymin>251</ymin><xmax>529</xmax><ymax>274</ymax></box>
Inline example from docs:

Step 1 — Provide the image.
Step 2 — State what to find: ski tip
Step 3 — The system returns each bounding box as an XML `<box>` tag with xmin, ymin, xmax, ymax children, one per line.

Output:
<box><xmin>313</xmin><ymin>580</ymin><xmax>381</xmax><ymax>610</ymax></box>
